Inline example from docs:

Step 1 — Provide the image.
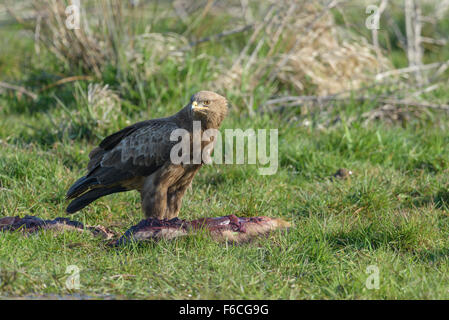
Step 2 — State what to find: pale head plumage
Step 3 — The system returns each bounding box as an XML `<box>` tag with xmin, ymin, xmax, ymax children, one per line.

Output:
<box><xmin>189</xmin><ymin>91</ymin><xmax>228</xmax><ymax>129</ymax></box>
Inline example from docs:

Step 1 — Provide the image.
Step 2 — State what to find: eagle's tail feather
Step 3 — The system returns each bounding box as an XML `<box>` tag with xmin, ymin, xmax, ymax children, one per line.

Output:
<box><xmin>66</xmin><ymin>186</ymin><xmax>127</xmax><ymax>214</ymax></box>
<box><xmin>66</xmin><ymin>175</ymin><xmax>99</xmax><ymax>199</ymax></box>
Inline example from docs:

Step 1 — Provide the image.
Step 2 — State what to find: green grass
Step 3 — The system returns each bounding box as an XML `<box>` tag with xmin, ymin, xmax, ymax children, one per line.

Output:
<box><xmin>1</xmin><ymin>1</ymin><xmax>449</xmax><ymax>299</ymax></box>
<box><xmin>3</xmin><ymin>112</ymin><xmax>449</xmax><ymax>299</ymax></box>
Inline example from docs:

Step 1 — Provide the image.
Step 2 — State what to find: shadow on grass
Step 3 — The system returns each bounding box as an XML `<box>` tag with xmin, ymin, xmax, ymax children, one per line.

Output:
<box><xmin>413</xmin><ymin>248</ymin><xmax>449</xmax><ymax>264</ymax></box>
<box><xmin>409</xmin><ymin>189</ymin><xmax>449</xmax><ymax>210</ymax></box>
<box><xmin>3</xmin><ymin>70</ymin><xmax>82</xmax><ymax>116</ymax></box>
<box><xmin>199</xmin><ymin>172</ymin><xmax>227</xmax><ymax>187</ymax></box>
<box><xmin>326</xmin><ymin>226</ymin><xmax>418</xmax><ymax>252</ymax></box>
<box><xmin>6</xmin><ymin>124</ymin><xmax>96</xmax><ymax>150</ymax></box>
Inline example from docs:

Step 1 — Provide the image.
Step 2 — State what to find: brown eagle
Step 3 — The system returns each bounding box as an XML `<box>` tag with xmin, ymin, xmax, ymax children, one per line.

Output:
<box><xmin>66</xmin><ymin>91</ymin><xmax>228</xmax><ymax>219</ymax></box>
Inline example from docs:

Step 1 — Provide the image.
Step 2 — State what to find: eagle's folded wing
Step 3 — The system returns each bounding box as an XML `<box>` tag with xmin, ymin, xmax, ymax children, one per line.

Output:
<box><xmin>66</xmin><ymin>121</ymin><xmax>181</xmax><ymax>206</ymax></box>
<box><xmin>99</xmin><ymin>121</ymin><xmax>179</xmax><ymax>179</ymax></box>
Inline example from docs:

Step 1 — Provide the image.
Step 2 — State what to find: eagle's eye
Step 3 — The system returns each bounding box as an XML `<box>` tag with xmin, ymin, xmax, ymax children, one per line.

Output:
<box><xmin>203</xmin><ymin>100</ymin><xmax>210</xmax><ymax>106</ymax></box>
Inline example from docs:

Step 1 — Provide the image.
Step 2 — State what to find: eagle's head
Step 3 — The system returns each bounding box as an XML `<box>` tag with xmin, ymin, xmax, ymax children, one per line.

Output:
<box><xmin>190</xmin><ymin>91</ymin><xmax>228</xmax><ymax>129</ymax></box>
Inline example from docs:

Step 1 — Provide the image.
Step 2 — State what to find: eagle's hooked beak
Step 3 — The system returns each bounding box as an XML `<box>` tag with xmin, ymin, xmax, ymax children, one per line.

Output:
<box><xmin>191</xmin><ymin>100</ymin><xmax>209</xmax><ymax>111</ymax></box>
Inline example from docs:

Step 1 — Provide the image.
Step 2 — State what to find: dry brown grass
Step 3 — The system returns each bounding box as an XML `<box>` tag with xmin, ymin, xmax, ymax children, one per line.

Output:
<box><xmin>12</xmin><ymin>0</ymin><xmax>189</xmax><ymax>81</ymax></box>
<box><xmin>20</xmin><ymin>0</ymin><xmax>127</xmax><ymax>77</ymax></box>
<box><xmin>10</xmin><ymin>0</ymin><xmax>391</xmax><ymax>101</ymax></box>
<box><xmin>126</xmin><ymin>32</ymin><xmax>188</xmax><ymax>79</ymax></box>
<box><xmin>213</xmin><ymin>0</ymin><xmax>390</xmax><ymax>96</ymax></box>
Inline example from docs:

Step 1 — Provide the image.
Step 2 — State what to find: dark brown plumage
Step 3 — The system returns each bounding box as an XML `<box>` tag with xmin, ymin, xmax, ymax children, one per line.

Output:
<box><xmin>66</xmin><ymin>91</ymin><xmax>228</xmax><ymax>219</ymax></box>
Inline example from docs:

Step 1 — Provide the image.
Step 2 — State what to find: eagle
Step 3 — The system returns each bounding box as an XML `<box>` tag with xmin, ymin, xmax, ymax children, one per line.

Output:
<box><xmin>66</xmin><ymin>91</ymin><xmax>228</xmax><ymax>220</ymax></box>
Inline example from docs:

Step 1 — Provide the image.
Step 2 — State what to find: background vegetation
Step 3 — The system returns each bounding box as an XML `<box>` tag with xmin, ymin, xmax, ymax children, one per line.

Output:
<box><xmin>1</xmin><ymin>0</ymin><xmax>449</xmax><ymax>299</ymax></box>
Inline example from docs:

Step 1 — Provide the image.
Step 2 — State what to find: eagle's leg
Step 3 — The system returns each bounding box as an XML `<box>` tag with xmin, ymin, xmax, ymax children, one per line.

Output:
<box><xmin>140</xmin><ymin>175</ymin><xmax>168</xmax><ymax>220</ymax></box>
<box><xmin>165</xmin><ymin>165</ymin><xmax>201</xmax><ymax>219</ymax></box>
<box><xmin>140</xmin><ymin>164</ymin><xmax>201</xmax><ymax>220</ymax></box>
<box><xmin>166</xmin><ymin>185</ymin><xmax>188</xmax><ymax>220</ymax></box>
